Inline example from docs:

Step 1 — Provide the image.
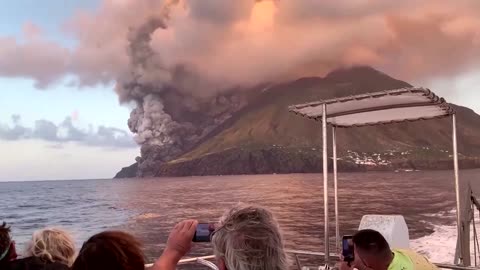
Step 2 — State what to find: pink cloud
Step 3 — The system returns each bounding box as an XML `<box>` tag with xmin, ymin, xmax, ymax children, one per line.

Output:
<box><xmin>0</xmin><ymin>0</ymin><xmax>479</xmax><ymax>91</ymax></box>
<box><xmin>0</xmin><ymin>35</ymin><xmax>70</xmax><ymax>88</ymax></box>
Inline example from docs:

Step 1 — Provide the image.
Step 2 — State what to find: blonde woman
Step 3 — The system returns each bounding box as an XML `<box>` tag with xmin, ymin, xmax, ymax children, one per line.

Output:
<box><xmin>10</xmin><ymin>228</ymin><xmax>76</xmax><ymax>270</ymax></box>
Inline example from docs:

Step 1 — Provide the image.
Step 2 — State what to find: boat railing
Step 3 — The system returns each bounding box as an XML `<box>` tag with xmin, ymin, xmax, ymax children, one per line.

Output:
<box><xmin>145</xmin><ymin>249</ymin><xmax>480</xmax><ymax>270</ymax></box>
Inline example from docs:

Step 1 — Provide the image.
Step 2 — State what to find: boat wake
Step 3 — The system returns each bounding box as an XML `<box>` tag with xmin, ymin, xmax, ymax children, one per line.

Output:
<box><xmin>411</xmin><ymin>209</ymin><xmax>480</xmax><ymax>264</ymax></box>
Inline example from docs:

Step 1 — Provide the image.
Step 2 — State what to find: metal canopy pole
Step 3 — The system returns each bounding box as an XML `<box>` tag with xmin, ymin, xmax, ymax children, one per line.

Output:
<box><xmin>322</xmin><ymin>104</ymin><xmax>330</xmax><ymax>264</ymax></box>
<box><xmin>333</xmin><ymin>126</ymin><xmax>339</xmax><ymax>251</ymax></box>
<box><xmin>453</xmin><ymin>113</ymin><xmax>463</xmax><ymax>265</ymax></box>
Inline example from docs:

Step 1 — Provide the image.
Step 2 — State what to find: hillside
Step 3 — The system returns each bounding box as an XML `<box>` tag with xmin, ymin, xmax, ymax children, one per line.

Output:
<box><xmin>115</xmin><ymin>66</ymin><xmax>480</xmax><ymax>177</ymax></box>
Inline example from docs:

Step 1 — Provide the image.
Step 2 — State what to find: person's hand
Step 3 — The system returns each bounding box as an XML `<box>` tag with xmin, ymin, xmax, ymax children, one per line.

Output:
<box><xmin>153</xmin><ymin>220</ymin><xmax>198</xmax><ymax>270</ymax></box>
<box><xmin>352</xmin><ymin>250</ymin><xmax>367</xmax><ymax>270</ymax></box>
<box><xmin>337</xmin><ymin>261</ymin><xmax>353</xmax><ymax>270</ymax></box>
<box><xmin>165</xmin><ymin>219</ymin><xmax>198</xmax><ymax>260</ymax></box>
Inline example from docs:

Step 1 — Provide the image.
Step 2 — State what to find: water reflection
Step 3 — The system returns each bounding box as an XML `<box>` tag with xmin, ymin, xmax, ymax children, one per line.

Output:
<box><xmin>1</xmin><ymin>169</ymin><xmax>478</xmax><ymax>264</ymax></box>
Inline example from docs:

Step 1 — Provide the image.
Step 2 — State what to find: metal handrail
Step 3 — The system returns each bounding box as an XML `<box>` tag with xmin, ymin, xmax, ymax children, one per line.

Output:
<box><xmin>145</xmin><ymin>249</ymin><xmax>477</xmax><ymax>270</ymax></box>
<box><xmin>178</xmin><ymin>255</ymin><xmax>216</xmax><ymax>264</ymax></box>
<box><xmin>145</xmin><ymin>255</ymin><xmax>216</xmax><ymax>268</ymax></box>
<box><xmin>285</xmin><ymin>249</ymin><xmax>339</xmax><ymax>258</ymax></box>
<box><xmin>197</xmin><ymin>258</ymin><xmax>219</xmax><ymax>270</ymax></box>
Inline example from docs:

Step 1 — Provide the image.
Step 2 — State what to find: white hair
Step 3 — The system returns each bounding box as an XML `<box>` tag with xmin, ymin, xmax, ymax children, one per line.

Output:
<box><xmin>212</xmin><ymin>204</ymin><xmax>289</xmax><ymax>270</ymax></box>
<box><xmin>25</xmin><ymin>227</ymin><xmax>76</xmax><ymax>266</ymax></box>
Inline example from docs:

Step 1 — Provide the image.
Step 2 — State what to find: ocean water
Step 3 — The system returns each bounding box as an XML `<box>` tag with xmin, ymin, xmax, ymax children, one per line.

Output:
<box><xmin>1</xmin><ymin>170</ymin><xmax>480</xmax><ymax>266</ymax></box>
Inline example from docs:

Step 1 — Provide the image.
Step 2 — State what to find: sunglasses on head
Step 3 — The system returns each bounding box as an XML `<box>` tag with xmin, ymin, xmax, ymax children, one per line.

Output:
<box><xmin>0</xmin><ymin>241</ymin><xmax>11</xmax><ymax>261</ymax></box>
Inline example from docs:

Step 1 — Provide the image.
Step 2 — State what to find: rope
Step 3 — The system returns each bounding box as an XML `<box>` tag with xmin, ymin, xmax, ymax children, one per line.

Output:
<box><xmin>471</xmin><ymin>195</ymin><xmax>480</xmax><ymax>266</ymax></box>
<box><xmin>471</xmin><ymin>200</ymin><xmax>477</xmax><ymax>266</ymax></box>
<box><xmin>476</xmin><ymin>208</ymin><xmax>480</xmax><ymax>266</ymax></box>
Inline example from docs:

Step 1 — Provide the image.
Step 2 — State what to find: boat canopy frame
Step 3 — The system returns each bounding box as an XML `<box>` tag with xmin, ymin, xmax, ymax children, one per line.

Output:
<box><xmin>289</xmin><ymin>87</ymin><xmax>463</xmax><ymax>266</ymax></box>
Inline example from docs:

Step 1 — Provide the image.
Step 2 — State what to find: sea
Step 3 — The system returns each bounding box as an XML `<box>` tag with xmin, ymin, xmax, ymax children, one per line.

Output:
<box><xmin>1</xmin><ymin>169</ymin><xmax>480</xmax><ymax>267</ymax></box>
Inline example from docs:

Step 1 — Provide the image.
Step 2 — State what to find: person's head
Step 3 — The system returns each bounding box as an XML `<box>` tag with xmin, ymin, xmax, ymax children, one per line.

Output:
<box><xmin>72</xmin><ymin>231</ymin><xmax>145</xmax><ymax>270</ymax></box>
<box><xmin>0</xmin><ymin>222</ymin><xmax>16</xmax><ymax>263</ymax></box>
<box><xmin>212</xmin><ymin>204</ymin><xmax>288</xmax><ymax>270</ymax></box>
<box><xmin>25</xmin><ymin>227</ymin><xmax>76</xmax><ymax>266</ymax></box>
<box><xmin>353</xmin><ymin>229</ymin><xmax>393</xmax><ymax>270</ymax></box>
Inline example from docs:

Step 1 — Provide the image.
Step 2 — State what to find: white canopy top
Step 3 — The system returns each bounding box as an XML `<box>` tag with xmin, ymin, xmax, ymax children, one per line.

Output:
<box><xmin>289</xmin><ymin>87</ymin><xmax>455</xmax><ymax>127</ymax></box>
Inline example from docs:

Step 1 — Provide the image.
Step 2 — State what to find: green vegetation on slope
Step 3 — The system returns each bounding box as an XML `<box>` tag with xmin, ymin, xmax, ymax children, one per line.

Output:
<box><xmin>171</xmin><ymin>67</ymin><xmax>480</xmax><ymax>165</ymax></box>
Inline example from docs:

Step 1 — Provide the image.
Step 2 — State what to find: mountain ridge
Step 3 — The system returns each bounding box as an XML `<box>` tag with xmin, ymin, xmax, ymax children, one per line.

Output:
<box><xmin>115</xmin><ymin>66</ymin><xmax>480</xmax><ymax>178</ymax></box>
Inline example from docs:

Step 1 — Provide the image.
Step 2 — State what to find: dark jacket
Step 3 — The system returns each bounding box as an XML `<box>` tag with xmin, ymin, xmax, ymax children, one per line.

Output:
<box><xmin>6</xmin><ymin>257</ymin><xmax>69</xmax><ymax>270</ymax></box>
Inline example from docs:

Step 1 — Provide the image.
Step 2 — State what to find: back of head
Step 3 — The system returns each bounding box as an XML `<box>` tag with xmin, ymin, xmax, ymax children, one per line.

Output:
<box><xmin>0</xmin><ymin>222</ymin><xmax>12</xmax><ymax>264</ymax></box>
<box><xmin>353</xmin><ymin>229</ymin><xmax>391</xmax><ymax>261</ymax></box>
<box><xmin>72</xmin><ymin>231</ymin><xmax>145</xmax><ymax>270</ymax></box>
<box><xmin>26</xmin><ymin>228</ymin><xmax>76</xmax><ymax>266</ymax></box>
<box><xmin>212</xmin><ymin>204</ymin><xmax>288</xmax><ymax>270</ymax></box>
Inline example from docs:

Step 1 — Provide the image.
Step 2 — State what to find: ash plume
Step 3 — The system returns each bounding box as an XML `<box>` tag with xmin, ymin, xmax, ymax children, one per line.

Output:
<box><xmin>116</xmin><ymin>1</ymin><xmax>189</xmax><ymax>167</ymax></box>
<box><xmin>115</xmin><ymin>0</ymin><xmax>249</xmax><ymax>174</ymax></box>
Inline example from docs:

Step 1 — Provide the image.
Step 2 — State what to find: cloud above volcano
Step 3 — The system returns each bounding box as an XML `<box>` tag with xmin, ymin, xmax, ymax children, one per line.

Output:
<box><xmin>0</xmin><ymin>0</ymin><xmax>478</xmax><ymax>91</ymax></box>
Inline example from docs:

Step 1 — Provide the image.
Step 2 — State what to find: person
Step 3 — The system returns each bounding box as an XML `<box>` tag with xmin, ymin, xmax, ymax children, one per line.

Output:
<box><xmin>9</xmin><ymin>228</ymin><xmax>76</xmax><ymax>270</ymax></box>
<box><xmin>340</xmin><ymin>229</ymin><xmax>438</xmax><ymax>270</ymax></box>
<box><xmin>153</xmin><ymin>204</ymin><xmax>289</xmax><ymax>270</ymax></box>
<box><xmin>0</xmin><ymin>222</ymin><xmax>17</xmax><ymax>268</ymax></box>
<box><xmin>72</xmin><ymin>231</ymin><xmax>145</xmax><ymax>270</ymax></box>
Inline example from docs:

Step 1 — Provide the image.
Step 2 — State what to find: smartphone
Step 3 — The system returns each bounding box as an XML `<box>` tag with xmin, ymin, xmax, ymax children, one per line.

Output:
<box><xmin>342</xmin><ymin>235</ymin><xmax>354</xmax><ymax>263</ymax></box>
<box><xmin>193</xmin><ymin>223</ymin><xmax>215</xmax><ymax>242</ymax></box>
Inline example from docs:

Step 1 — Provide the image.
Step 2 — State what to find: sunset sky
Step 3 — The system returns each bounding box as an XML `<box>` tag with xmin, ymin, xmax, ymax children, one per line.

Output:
<box><xmin>0</xmin><ymin>1</ymin><xmax>138</xmax><ymax>181</ymax></box>
<box><xmin>1</xmin><ymin>0</ymin><xmax>479</xmax><ymax>181</ymax></box>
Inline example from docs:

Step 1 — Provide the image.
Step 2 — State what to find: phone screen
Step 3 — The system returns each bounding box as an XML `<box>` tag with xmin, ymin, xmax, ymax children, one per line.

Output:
<box><xmin>342</xmin><ymin>236</ymin><xmax>354</xmax><ymax>262</ymax></box>
<box><xmin>193</xmin><ymin>223</ymin><xmax>214</xmax><ymax>242</ymax></box>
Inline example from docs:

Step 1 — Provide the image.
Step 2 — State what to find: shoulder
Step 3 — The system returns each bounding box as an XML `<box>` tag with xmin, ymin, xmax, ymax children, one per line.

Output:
<box><xmin>8</xmin><ymin>257</ymin><xmax>36</xmax><ymax>268</ymax></box>
<box><xmin>0</xmin><ymin>261</ymin><xmax>13</xmax><ymax>270</ymax></box>
<box><xmin>393</xmin><ymin>249</ymin><xmax>438</xmax><ymax>270</ymax></box>
<box><xmin>389</xmin><ymin>250</ymin><xmax>415</xmax><ymax>270</ymax></box>
<box><xmin>46</xmin><ymin>262</ymin><xmax>70</xmax><ymax>270</ymax></box>
<box><xmin>9</xmin><ymin>257</ymin><xmax>70</xmax><ymax>270</ymax></box>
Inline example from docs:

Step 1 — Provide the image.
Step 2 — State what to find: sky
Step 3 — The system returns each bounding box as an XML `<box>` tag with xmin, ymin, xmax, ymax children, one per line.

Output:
<box><xmin>0</xmin><ymin>0</ymin><xmax>139</xmax><ymax>181</ymax></box>
<box><xmin>0</xmin><ymin>0</ymin><xmax>479</xmax><ymax>181</ymax></box>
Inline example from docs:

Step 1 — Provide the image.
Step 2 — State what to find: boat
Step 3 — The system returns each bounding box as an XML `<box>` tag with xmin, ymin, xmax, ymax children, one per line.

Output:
<box><xmin>148</xmin><ymin>87</ymin><xmax>480</xmax><ymax>270</ymax></box>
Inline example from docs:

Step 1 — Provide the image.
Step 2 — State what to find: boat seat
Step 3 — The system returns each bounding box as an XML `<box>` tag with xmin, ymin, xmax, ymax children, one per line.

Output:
<box><xmin>358</xmin><ymin>215</ymin><xmax>410</xmax><ymax>249</ymax></box>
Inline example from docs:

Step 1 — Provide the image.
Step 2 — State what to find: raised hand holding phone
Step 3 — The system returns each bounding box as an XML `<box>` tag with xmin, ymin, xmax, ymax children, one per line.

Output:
<box><xmin>193</xmin><ymin>223</ymin><xmax>215</xmax><ymax>242</ymax></box>
<box><xmin>154</xmin><ymin>220</ymin><xmax>198</xmax><ymax>270</ymax></box>
<box><xmin>342</xmin><ymin>235</ymin><xmax>354</xmax><ymax>266</ymax></box>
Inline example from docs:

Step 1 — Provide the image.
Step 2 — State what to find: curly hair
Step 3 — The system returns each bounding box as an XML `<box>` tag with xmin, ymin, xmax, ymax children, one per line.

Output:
<box><xmin>25</xmin><ymin>228</ymin><xmax>76</xmax><ymax>266</ymax></box>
